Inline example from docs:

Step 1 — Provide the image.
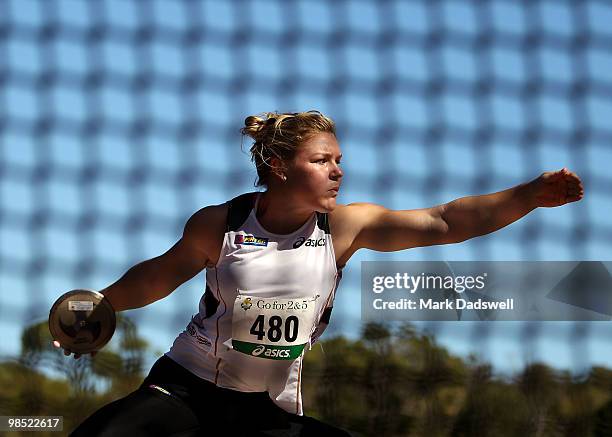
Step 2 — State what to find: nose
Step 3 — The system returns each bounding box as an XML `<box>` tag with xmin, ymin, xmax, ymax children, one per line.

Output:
<box><xmin>330</xmin><ymin>163</ymin><xmax>343</xmax><ymax>180</ymax></box>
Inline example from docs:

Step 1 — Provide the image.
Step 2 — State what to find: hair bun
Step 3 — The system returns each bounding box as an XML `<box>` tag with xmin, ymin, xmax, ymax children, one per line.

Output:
<box><xmin>244</xmin><ymin>115</ymin><xmax>265</xmax><ymax>129</ymax></box>
<box><xmin>242</xmin><ymin>115</ymin><xmax>267</xmax><ymax>140</ymax></box>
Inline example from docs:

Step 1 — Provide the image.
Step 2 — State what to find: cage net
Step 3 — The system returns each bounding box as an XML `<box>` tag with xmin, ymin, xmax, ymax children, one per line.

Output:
<box><xmin>1</xmin><ymin>0</ymin><xmax>611</xmax><ymax>421</ymax></box>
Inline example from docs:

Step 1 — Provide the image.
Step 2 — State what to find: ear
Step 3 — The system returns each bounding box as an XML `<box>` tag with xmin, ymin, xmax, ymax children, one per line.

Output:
<box><xmin>269</xmin><ymin>157</ymin><xmax>287</xmax><ymax>181</ymax></box>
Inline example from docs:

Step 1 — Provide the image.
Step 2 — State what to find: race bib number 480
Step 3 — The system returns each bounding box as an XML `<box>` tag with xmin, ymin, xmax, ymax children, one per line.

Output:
<box><xmin>230</xmin><ymin>294</ymin><xmax>318</xmax><ymax>360</ymax></box>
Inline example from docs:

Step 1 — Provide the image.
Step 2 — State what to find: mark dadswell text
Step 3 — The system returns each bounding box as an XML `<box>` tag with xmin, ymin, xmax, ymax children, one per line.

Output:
<box><xmin>373</xmin><ymin>298</ymin><xmax>514</xmax><ymax>311</ymax></box>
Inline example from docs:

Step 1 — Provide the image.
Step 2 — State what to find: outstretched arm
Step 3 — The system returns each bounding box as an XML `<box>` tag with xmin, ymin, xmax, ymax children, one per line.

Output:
<box><xmin>433</xmin><ymin>167</ymin><xmax>584</xmax><ymax>244</ymax></box>
<box><xmin>333</xmin><ymin>168</ymin><xmax>584</xmax><ymax>260</ymax></box>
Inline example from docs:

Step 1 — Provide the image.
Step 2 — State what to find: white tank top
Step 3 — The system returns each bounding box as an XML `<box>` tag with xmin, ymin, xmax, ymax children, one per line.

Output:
<box><xmin>166</xmin><ymin>192</ymin><xmax>341</xmax><ymax>415</ymax></box>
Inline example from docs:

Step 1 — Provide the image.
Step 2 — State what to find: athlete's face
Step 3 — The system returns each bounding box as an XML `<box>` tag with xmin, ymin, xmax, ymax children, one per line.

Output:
<box><xmin>284</xmin><ymin>132</ymin><xmax>343</xmax><ymax>212</ymax></box>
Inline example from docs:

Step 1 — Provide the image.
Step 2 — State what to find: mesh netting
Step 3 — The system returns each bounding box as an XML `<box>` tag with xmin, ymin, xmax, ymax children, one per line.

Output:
<box><xmin>1</xmin><ymin>0</ymin><xmax>611</xmax><ymax>376</ymax></box>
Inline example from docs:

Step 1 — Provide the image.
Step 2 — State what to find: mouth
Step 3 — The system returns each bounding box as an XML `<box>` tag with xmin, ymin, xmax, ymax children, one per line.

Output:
<box><xmin>329</xmin><ymin>187</ymin><xmax>339</xmax><ymax>193</ymax></box>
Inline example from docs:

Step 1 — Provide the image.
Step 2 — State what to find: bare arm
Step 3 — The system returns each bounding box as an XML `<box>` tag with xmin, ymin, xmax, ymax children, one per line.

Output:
<box><xmin>434</xmin><ymin>181</ymin><xmax>537</xmax><ymax>245</ymax></box>
<box><xmin>101</xmin><ymin>204</ymin><xmax>226</xmax><ymax>312</ymax></box>
<box><xmin>53</xmin><ymin>204</ymin><xmax>226</xmax><ymax>357</ymax></box>
<box><xmin>333</xmin><ymin>168</ymin><xmax>584</xmax><ymax>262</ymax></box>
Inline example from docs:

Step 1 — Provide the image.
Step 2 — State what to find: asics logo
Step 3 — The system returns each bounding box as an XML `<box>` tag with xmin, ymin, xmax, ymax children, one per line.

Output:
<box><xmin>293</xmin><ymin>237</ymin><xmax>325</xmax><ymax>248</ymax></box>
<box><xmin>252</xmin><ymin>345</ymin><xmax>266</xmax><ymax>356</ymax></box>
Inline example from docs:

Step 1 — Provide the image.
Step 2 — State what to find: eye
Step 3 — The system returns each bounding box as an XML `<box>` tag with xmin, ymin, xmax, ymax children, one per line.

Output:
<box><xmin>315</xmin><ymin>159</ymin><xmax>327</xmax><ymax>164</ymax></box>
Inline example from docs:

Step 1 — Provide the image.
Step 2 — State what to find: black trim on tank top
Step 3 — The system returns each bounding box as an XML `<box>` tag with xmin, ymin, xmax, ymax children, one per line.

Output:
<box><xmin>316</xmin><ymin>212</ymin><xmax>330</xmax><ymax>234</ymax></box>
<box><xmin>320</xmin><ymin>307</ymin><xmax>333</xmax><ymax>324</ymax></box>
<box><xmin>203</xmin><ymin>285</ymin><xmax>220</xmax><ymax>319</ymax></box>
<box><xmin>226</xmin><ymin>192</ymin><xmax>258</xmax><ymax>232</ymax></box>
<box><xmin>227</xmin><ymin>191</ymin><xmax>330</xmax><ymax>234</ymax></box>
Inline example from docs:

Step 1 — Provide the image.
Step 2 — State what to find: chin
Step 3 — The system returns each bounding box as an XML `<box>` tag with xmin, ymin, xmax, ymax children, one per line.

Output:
<box><xmin>316</xmin><ymin>197</ymin><xmax>337</xmax><ymax>213</ymax></box>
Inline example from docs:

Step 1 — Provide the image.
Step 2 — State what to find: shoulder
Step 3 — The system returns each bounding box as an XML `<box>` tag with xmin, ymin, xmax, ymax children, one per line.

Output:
<box><xmin>329</xmin><ymin>202</ymin><xmax>387</xmax><ymax>229</ymax></box>
<box><xmin>185</xmin><ymin>191</ymin><xmax>261</xmax><ymax>238</ymax></box>
<box><xmin>182</xmin><ymin>202</ymin><xmax>228</xmax><ymax>266</ymax></box>
<box><xmin>184</xmin><ymin>203</ymin><xmax>228</xmax><ymax>236</ymax></box>
<box><xmin>328</xmin><ymin>203</ymin><xmax>387</xmax><ymax>267</ymax></box>
<box><xmin>329</xmin><ymin>202</ymin><xmax>386</xmax><ymax>216</ymax></box>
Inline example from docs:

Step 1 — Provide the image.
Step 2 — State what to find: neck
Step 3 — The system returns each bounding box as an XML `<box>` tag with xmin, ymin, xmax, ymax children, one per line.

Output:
<box><xmin>256</xmin><ymin>189</ymin><xmax>313</xmax><ymax>235</ymax></box>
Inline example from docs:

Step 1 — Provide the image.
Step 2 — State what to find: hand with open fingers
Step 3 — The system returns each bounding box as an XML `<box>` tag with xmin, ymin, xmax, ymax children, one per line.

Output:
<box><xmin>530</xmin><ymin>168</ymin><xmax>585</xmax><ymax>208</ymax></box>
<box><xmin>52</xmin><ymin>340</ymin><xmax>97</xmax><ymax>359</ymax></box>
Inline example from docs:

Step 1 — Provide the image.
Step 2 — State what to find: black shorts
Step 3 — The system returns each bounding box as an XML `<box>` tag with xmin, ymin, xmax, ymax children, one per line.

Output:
<box><xmin>70</xmin><ymin>355</ymin><xmax>354</xmax><ymax>437</ymax></box>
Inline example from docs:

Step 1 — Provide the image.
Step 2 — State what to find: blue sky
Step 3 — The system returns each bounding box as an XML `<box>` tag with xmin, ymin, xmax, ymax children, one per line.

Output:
<box><xmin>1</xmin><ymin>0</ymin><xmax>611</xmax><ymax>376</ymax></box>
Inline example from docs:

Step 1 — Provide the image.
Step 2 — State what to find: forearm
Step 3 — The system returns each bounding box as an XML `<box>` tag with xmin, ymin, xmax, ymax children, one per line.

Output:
<box><xmin>439</xmin><ymin>181</ymin><xmax>537</xmax><ymax>243</ymax></box>
<box><xmin>99</xmin><ymin>257</ymin><xmax>175</xmax><ymax>312</ymax></box>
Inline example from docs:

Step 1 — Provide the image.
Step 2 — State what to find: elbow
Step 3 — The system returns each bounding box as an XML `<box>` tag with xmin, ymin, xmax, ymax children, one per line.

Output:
<box><xmin>436</xmin><ymin>202</ymin><xmax>489</xmax><ymax>244</ymax></box>
<box><xmin>439</xmin><ymin>228</ymin><xmax>470</xmax><ymax>245</ymax></box>
<box><xmin>430</xmin><ymin>206</ymin><xmax>461</xmax><ymax>244</ymax></box>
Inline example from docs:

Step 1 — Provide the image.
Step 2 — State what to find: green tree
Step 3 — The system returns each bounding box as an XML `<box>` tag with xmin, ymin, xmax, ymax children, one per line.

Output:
<box><xmin>4</xmin><ymin>318</ymin><xmax>612</xmax><ymax>436</ymax></box>
<box><xmin>0</xmin><ymin>314</ymin><xmax>151</xmax><ymax>434</ymax></box>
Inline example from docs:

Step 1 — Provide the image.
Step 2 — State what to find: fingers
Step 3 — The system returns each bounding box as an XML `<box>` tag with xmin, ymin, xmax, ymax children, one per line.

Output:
<box><xmin>51</xmin><ymin>340</ymin><xmax>94</xmax><ymax>359</ymax></box>
<box><xmin>545</xmin><ymin>168</ymin><xmax>585</xmax><ymax>203</ymax></box>
<box><xmin>561</xmin><ymin>169</ymin><xmax>584</xmax><ymax>200</ymax></box>
<box><xmin>565</xmin><ymin>177</ymin><xmax>584</xmax><ymax>192</ymax></box>
<box><xmin>54</xmin><ymin>340</ymin><xmax>69</xmax><ymax>354</ymax></box>
<box><xmin>542</xmin><ymin>168</ymin><xmax>569</xmax><ymax>183</ymax></box>
<box><xmin>561</xmin><ymin>168</ymin><xmax>582</xmax><ymax>183</ymax></box>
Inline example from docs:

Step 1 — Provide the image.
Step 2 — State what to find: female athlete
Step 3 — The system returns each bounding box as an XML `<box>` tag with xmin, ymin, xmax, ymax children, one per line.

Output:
<box><xmin>53</xmin><ymin>110</ymin><xmax>584</xmax><ymax>436</ymax></box>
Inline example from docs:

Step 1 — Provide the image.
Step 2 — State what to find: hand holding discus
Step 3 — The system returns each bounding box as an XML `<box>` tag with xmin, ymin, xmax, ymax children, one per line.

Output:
<box><xmin>49</xmin><ymin>289</ymin><xmax>116</xmax><ymax>359</ymax></box>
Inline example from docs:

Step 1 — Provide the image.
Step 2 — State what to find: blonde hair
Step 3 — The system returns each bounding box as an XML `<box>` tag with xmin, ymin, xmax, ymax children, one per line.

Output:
<box><xmin>241</xmin><ymin>110</ymin><xmax>336</xmax><ymax>187</ymax></box>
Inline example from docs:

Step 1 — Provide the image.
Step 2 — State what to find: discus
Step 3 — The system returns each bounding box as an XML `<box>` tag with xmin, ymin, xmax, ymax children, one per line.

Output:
<box><xmin>49</xmin><ymin>289</ymin><xmax>116</xmax><ymax>354</ymax></box>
